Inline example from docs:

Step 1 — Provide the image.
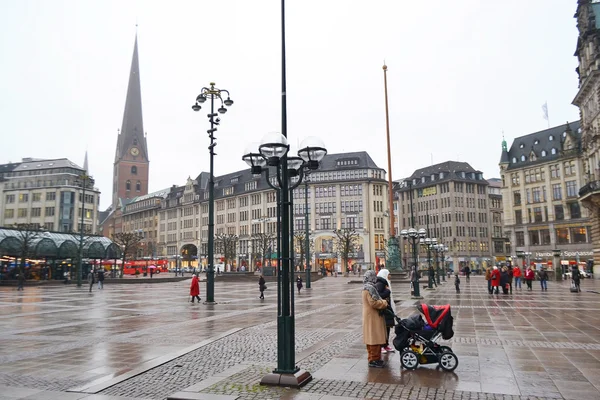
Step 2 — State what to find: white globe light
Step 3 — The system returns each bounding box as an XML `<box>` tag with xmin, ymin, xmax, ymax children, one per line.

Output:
<box><xmin>259</xmin><ymin>132</ymin><xmax>289</xmax><ymax>160</ymax></box>
<box><xmin>298</xmin><ymin>136</ymin><xmax>327</xmax><ymax>162</ymax></box>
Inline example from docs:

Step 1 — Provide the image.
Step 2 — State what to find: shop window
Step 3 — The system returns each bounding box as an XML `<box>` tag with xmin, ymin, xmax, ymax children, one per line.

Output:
<box><xmin>570</xmin><ymin>227</ymin><xmax>588</xmax><ymax>244</ymax></box>
<box><xmin>540</xmin><ymin>229</ymin><xmax>551</xmax><ymax>245</ymax></box>
<box><xmin>556</xmin><ymin>228</ymin><xmax>570</xmax><ymax>245</ymax></box>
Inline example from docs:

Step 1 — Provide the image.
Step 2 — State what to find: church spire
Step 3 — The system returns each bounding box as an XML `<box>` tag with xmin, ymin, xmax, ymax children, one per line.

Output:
<box><xmin>83</xmin><ymin>150</ymin><xmax>89</xmax><ymax>173</ymax></box>
<box><xmin>115</xmin><ymin>34</ymin><xmax>148</xmax><ymax>163</ymax></box>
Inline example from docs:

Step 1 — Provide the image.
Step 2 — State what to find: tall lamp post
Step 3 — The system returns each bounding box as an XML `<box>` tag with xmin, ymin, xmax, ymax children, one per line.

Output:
<box><xmin>304</xmin><ymin>173</ymin><xmax>311</xmax><ymax>289</ymax></box>
<box><xmin>433</xmin><ymin>243</ymin><xmax>447</xmax><ymax>284</ymax></box>
<box><xmin>191</xmin><ymin>82</ymin><xmax>234</xmax><ymax>304</ymax></box>
<box><xmin>76</xmin><ymin>170</ymin><xmax>92</xmax><ymax>288</ymax></box>
<box><xmin>243</xmin><ymin>134</ymin><xmax>327</xmax><ymax>388</ymax></box>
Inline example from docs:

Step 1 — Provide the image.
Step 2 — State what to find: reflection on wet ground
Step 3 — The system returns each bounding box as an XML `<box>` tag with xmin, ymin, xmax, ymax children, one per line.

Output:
<box><xmin>0</xmin><ymin>275</ymin><xmax>599</xmax><ymax>399</ymax></box>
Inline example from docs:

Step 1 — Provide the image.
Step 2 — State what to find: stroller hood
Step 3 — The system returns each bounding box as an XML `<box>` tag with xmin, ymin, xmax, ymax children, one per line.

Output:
<box><xmin>418</xmin><ymin>304</ymin><xmax>454</xmax><ymax>340</ymax></box>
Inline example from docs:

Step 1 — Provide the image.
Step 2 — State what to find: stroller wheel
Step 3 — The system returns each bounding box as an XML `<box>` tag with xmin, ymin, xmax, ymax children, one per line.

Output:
<box><xmin>438</xmin><ymin>351</ymin><xmax>459</xmax><ymax>372</ymax></box>
<box><xmin>439</xmin><ymin>345</ymin><xmax>453</xmax><ymax>354</ymax></box>
<box><xmin>400</xmin><ymin>350</ymin><xmax>419</xmax><ymax>370</ymax></box>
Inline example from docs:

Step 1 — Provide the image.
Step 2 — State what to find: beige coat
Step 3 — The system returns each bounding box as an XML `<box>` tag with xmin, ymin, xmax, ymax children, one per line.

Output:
<box><xmin>362</xmin><ymin>290</ymin><xmax>389</xmax><ymax>345</ymax></box>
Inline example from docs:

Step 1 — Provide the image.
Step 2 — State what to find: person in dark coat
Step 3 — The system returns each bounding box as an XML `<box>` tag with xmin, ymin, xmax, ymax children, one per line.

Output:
<box><xmin>500</xmin><ymin>267</ymin><xmax>509</xmax><ymax>294</ymax></box>
<box><xmin>97</xmin><ymin>269</ymin><xmax>105</xmax><ymax>289</ymax></box>
<box><xmin>539</xmin><ymin>268</ymin><xmax>549</xmax><ymax>291</ymax></box>
<box><xmin>572</xmin><ymin>266</ymin><xmax>581</xmax><ymax>292</ymax></box>
<box><xmin>507</xmin><ymin>266</ymin><xmax>513</xmax><ymax>294</ymax></box>
<box><xmin>17</xmin><ymin>272</ymin><xmax>26</xmax><ymax>291</ymax></box>
<box><xmin>258</xmin><ymin>275</ymin><xmax>266</xmax><ymax>299</ymax></box>
<box><xmin>189</xmin><ymin>274</ymin><xmax>201</xmax><ymax>303</ymax></box>
<box><xmin>454</xmin><ymin>274</ymin><xmax>460</xmax><ymax>293</ymax></box>
<box><xmin>375</xmin><ymin>270</ymin><xmax>395</xmax><ymax>354</ymax></box>
<box><xmin>296</xmin><ymin>276</ymin><xmax>303</xmax><ymax>294</ymax></box>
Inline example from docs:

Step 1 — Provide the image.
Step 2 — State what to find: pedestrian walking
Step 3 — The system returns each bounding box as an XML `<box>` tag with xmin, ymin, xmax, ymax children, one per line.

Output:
<box><xmin>513</xmin><ymin>265</ymin><xmax>522</xmax><ymax>290</ymax></box>
<box><xmin>296</xmin><ymin>276</ymin><xmax>303</xmax><ymax>294</ymax></box>
<box><xmin>524</xmin><ymin>266</ymin><xmax>534</xmax><ymax>291</ymax></box>
<box><xmin>17</xmin><ymin>272</ymin><xmax>26</xmax><ymax>291</ymax></box>
<box><xmin>464</xmin><ymin>265</ymin><xmax>471</xmax><ymax>282</ymax></box>
<box><xmin>507</xmin><ymin>266</ymin><xmax>513</xmax><ymax>294</ymax></box>
<box><xmin>572</xmin><ymin>266</ymin><xmax>582</xmax><ymax>292</ymax></box>
<box><xmin>485</xmin><ymin>267</ymin><xmax>492</xmax><ymax>294</ymax></box>
<box><xmin>539</xmin><ymin>267</ymin><xmax>549</xmax><ymax>291</ymax></box>
<box><xmin>189</xmin><ymin>274</ymin><xmax>201</xmax><ymax>303</ymax></box>
<box><xmin>454</xmin><ymin>274</ymin><xmax>461</xmax><ymax>293</ymax></box>
<box><xmin>97</xmin><ymin>269</ymin><xmax>104</xmax><ymax>289</ymax></box>
<box><xmin>500</xmin><ymin>267</ymin><xmax>509</xmax><ymax>294</ymax></box>
<box><xmin>362</xmin><ymin>270</ymin><xmax>389</xmax><ymax>368</ymax></box>
<box><xmin>258</xmin><ymin>275</ymin><xmax>266</xmax><ymax>299</ymax></box>
<box><xmin>376</xmin><ymin>269</ymin><xmax>396</xmax><ymax>354</ymax></box>
<box><xmin>87</xmin><ymin>269</ymin><xmax>95</xmax><ymax>293</ymax></box>
<box><xmin>150</xmin><ymin>268</ymin><xmax>154</xmax><ymax>279</ymax></box>
<box><xmin>490</xmin><ymin>266</ymin><xmax>500</xmax><ymax>294</ymax></box>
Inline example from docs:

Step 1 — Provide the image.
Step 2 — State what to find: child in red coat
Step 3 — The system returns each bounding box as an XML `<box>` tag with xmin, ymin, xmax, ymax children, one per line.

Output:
<box><xmin>190</xmin><ymin>274</ymin><xmax>201</xmax><ymax>303</ymax></box>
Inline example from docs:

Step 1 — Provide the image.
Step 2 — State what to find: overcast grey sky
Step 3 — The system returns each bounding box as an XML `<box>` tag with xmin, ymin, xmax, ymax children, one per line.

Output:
<box><xmin>0</xmin><ymin>0</ymin><xmax>580</xmax><ymax>210</ymax></box>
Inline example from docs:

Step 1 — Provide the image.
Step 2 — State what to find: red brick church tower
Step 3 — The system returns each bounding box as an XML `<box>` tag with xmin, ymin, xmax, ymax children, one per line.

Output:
<box><xmin>100</xmin><ymin>34</ymin><xmax>149</xmax><ymax>237</ymax></box>
<box><xmin>112</xmin><ymin>34</ymin><xmax>149</xmax><ymax>208</ymax></box>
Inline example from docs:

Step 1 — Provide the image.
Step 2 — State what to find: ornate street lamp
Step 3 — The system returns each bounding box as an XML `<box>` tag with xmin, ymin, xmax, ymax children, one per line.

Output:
<box><xmin>421</xmin><ymin>236</ymin><xmax>438</xmax><ymax>289</ymax></box>
<box><xmin>191</xmin><ymin>82</ymin><xmax>234</xmax><ymax>304</ymax></box>
<box><xmin>401</xmin><ymin>227</ymin><xmax>426</xmax><ymax>298</ymax></box>
<box><xmin>243</xmin><ymin>134</ymin><xmax>326</xmax><ymax>388</ymax></box>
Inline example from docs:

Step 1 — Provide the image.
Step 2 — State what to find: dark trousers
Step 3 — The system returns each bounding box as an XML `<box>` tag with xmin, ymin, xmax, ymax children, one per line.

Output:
<box><xmin>259</xmin><ymin>289</ymin><xmax>264</xmax><ymax>299</ymax></box>
<box><xmin>89</xmin><ymin>282</ymin><xmax>94</xmax><ymax>292</ymax></box>
<box><xmin>526</xmin><ymin>280</ymin><xmax>532</xmax><ymax>290</ymax></box>
<box><xmin>487</xmin><ymin>280</ymin><xmax>492</xmax><ymax>293</ymax></box>
<box><xmin>455</xmin><ymin>284</ymin><xmax>460</xmax><ymax>293</ymax></box>
<box><xmin>190</xmin><ymin>295</ymin><xmax>201</xmax><ymax>303</ymax></box>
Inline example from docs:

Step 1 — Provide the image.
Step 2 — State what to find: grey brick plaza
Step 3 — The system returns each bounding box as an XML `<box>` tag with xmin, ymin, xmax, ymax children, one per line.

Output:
<box><xmin>0</xmin><ymin>275</ymin><xmax>599</xmax><ymax>399</ymax></box>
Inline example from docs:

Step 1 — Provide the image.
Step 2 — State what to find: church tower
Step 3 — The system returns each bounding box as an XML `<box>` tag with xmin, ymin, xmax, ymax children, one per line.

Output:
<box><xmin>112</xmin><ymin>34</ymin><xmax>149</xmax><ymax>209</ymax></box>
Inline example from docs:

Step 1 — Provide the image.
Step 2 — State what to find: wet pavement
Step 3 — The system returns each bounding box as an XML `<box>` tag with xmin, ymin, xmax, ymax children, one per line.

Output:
<box><xmin>0</xmin><ymin>274</ymin><xmax>599</xmax><ymax>399</ymax></box>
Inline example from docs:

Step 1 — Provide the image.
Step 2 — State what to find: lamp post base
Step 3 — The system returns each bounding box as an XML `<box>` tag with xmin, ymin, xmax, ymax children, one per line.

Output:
<box><xmin>202</xmin><ymin>301</ymin><xmax>218</xmax><ymax>305</ymax></box>
<box><xmin>411</xmin><ymin>296</ymin><xmax>424</xmax><ymax>300</ymax></box>
<box><xmin>260</xmin><ymin>369</ymin><xmax>312</xmax><ymax>388</ymax></box>
<box><xmin>425</xmin><ymin>287</ymin><xmax>437</xmax><ymax>291</ymax></box>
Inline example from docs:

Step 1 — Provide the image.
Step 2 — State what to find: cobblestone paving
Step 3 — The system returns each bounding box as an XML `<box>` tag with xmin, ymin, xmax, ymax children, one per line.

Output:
<box><xmin>2</xmin><ymin>276</ymin><xmax>600</xmax><ymax>399</ymax></box>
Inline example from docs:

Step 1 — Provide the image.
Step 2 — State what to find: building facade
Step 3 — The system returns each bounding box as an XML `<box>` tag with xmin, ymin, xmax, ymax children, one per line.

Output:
<box><xmin>573</xmin><ymin>1</ymin><xmax>600</xmax><ymax>277</ymax></box>
<box><xmin>0</xmin><ymin>158</ymin><xmax>100</xmax><ymax>233</ymax></box>
<box><xmin>395</xmin><ymin>161</ymin><xmax>494</xmax><ymax>273</ymax></box>
<box><xmin>499</xmin><ymin>121</ymin><xmax>593</xmax><ymax>270</ymax></box>
<box><xmin>152</xmin><ymin>152</ymin><xmax>390</xmax><ymax>272</ymax></box>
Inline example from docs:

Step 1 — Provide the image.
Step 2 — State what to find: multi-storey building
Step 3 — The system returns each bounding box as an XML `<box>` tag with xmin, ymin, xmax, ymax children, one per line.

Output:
<box><xmin>487</xmin><ymin>178</ymin><xmax>510</xmax><ymax>263</ymax></box>
<box><xmin>120</xmin><ymin>188</ymin><xmax>170</xmax><ymax>258</ymax></box>
<box><xmin>156</xmin><ymin>152</ymin><xmax>389</xmax><ymax>272</ymax></box>
<box><xmin>395</xmin><ymin>161</ymin><xmax>493</xmax><ymax>273</ymax></box>
<box><xmin>573</xmin><ymin>1</ymin><xmax>600</xmax><ymax>277</ymax></box>
<box><xmin>499</xmin><ymin>121</ymin><xmax>592</xmax><ymax>270</ymax></box>
<box><xmin>0</xmin><ymin>157</ymin><xmax>100</xmax><ymax>233</ymax></box>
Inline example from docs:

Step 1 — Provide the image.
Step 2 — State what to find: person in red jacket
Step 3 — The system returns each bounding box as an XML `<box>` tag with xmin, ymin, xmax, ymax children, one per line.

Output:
<box><xmin>490</xmin><ymin>266</ymin><xmax>501</xmax><ymax>294</ymax></box>
<box><xmin>524</xmin><ymin>266</ymin><xmax>535</xmax><ymax>291</ymax></box>
<box><xmin>513</xmin><ymin>266</ymin><xmax>522</xmax><ymax>290</ymax></box>
<box><xmin>189</xmin><ymin>274</ymin><xmax>201</xmax><ymax>303</ymax></box>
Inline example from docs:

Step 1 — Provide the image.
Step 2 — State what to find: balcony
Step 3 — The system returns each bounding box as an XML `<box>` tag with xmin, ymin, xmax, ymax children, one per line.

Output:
<box><xmin>579</xmin><ymin>180</ymin><xmax>600</xmax><ymax>202</ymax></box>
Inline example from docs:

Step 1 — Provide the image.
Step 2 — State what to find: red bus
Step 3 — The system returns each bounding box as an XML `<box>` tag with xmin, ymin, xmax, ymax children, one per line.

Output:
<box><xmin>121</xmin><ymin>260</ymin><xmax>168</xmax><ymax>275</ymax></box>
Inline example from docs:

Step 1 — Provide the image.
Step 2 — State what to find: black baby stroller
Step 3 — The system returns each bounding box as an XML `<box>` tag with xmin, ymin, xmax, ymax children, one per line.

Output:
<box><xmin>393</xmin><ymin>304</ymin><xmax>458</xmax><ymax>371</ymax></box>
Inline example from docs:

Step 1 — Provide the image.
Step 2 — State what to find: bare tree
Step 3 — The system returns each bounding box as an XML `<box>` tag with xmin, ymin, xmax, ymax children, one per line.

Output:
<box><xmin>12</xmin><ymin>224</ymin><xmax>43</xmax><ymax>276</ymax></box>
<box><xmin>251</xmin><ymin>232</ymin><xmax>276</xmax><ymax>268</ymax></box>
<box><xmin>111</xmin><ymin>232</ymin><xmax>142</xmax><ymax>278</ymax></box>
<box><xmin>215</xmin><ymin>233</ymin><xmax>239</xmax><ymax>267</ymax></box>
<box><xmin>293</xmin><ymin>231</ymin><xmax>314</xmax><ymax>270</ymax></box>
<box><xmin>333</xmin><ymin>228</ymin><xmax>360</xmax><ymax>275</ymax></box>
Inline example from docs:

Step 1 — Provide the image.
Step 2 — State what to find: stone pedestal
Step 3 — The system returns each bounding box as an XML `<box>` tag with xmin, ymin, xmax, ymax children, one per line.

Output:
<box><xmin>260</xmin><ymin>370</ymin><xmax>312</xmax><ymax>388</ymax></box>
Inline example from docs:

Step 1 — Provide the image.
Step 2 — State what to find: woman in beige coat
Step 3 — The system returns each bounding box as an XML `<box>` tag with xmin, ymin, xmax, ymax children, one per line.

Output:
<box><xmin>362</xmin><ymin>270</ymin><xmax>390</xmax><ymax>368</ymax></box>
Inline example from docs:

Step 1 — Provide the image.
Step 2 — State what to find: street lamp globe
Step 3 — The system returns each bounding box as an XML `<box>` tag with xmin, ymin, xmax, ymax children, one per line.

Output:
<box><xmin>192</xmin><ymin>103</ymin><xmax>201</xmax><ymax>112</ymax></box>
<box><xmin>259</xmin><ymin>132</ymin><xmax>289</xmax><ymax>164</ymax></box>
<box><xmin>432</xmin><ymin>238</ymin><xmax>438</xmax><ymax>245</ymax></box>
<box><xmin>418</xmin><ymin>228</ymin><xmax>427</xmax><ymax>238</ymax></box>
<box><xmin>242</xmin><ymin>143</ymin><xmax>267</xmax><ymax>174</ymax></box>
<box><xmin>298</xmin><ymin>136</ymin><xmax>327</xmax><ymax>170</ymax></box>
<box><xmin>196</xmin><ymin>94</ymin><xmax>207</xmax><ymax>103</ymax></box>
<box><xmin>287</xmin><ymin>156</ymin><xmax>304</xmax><ymax>177</ymax></box>
<box><xmin>400</xmin><ymin>229</ymin><xmax>408</xmax><ymax>237</ymax></box>
<box><xmin>408</xmin><ymin>228</ymin><xmax>418</xmax><ymax>238</ymax></box>
<box><xmin>424</xmin><ymin>238</ymin><xmax>431</xmax><ymax>245</ymax></box>
<box><xmin>217</xmin><ymin>105</ymin><xmax>228</xmax><ymax>114</ymax></box>
<box><xmin>224</xmin><ymin>97</ymin><xmax>234</xmax><ymax>106</ymax></box>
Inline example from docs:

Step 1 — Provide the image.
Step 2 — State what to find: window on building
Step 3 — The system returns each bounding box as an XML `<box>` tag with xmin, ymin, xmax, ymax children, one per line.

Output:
<box><xmin>19</xmin><ymin>194</ymin><xmax>28</xmax><ymax>203</ymax></box>
<box><xmin>126</xmin><ymin>180</ymin><xmax>131</xmax><ymax>190</ymax></box>
<box><xmin>4</xmin><ymin>209</ymin><xmax>14</xmax><ymax>218</ymax></box>
<box><xmin>513</xmin><ymin>191</ymin><xmax>521</xmax><ymax>206</ymax></box>
<box><xmin>18</xmin><ymin>208</ymin><xmax>27</xmax><ymax>218</ymax></box>
<box><xmin>529</xmin><ymin>231</ymin><xmax>540</xmax><ymax>246</ymax></box>
<box><xmin>554</xmin><ymin>205</ymin><xmax>564</xmax><ymax>221</ymax></box>
<box><xmin>533</xmin><ymin>207</ymin><xmax>543</xmax><ymax>223</ymax></box>
<box><xmin>566</xmin><ymin>181</ymin><xmax>577</xmax><ymax>197</ymax></box>
<box><xmin>568</xmin><ymin>202</ymin><xmax>581</xmax><ymax>219</ymax></box>
<box><xmin>552</xmin><ymin>184</ymin><xmax>562</xmax><ymax>200</ymax></box>
<box><xmin>515</xmin><ymin>231</ymin><xmax>525</xmax><ymax>247</ymax></box>
<box><xmin>540</xmin><ymin>229</ymin><xmax>551</xmax><ymax>245</ymax></box>
<box><xmin>46</xmin><ymin>192</ymin><xmax>56</xmax><ymax>201</ymax></box>
<box><xmin>32</xmin><ymin>193</ymin><xmax>41</xmax><ymax>202</ymax></box>
<box><xmin>136</xmin><ymin>181</ymin><xmax>141</xmax><ymax>191</ymax></box>
<box><xmin>131</xmin><ymin>166</ymin><xmax>137</xmax><ymax>174</ymax></box>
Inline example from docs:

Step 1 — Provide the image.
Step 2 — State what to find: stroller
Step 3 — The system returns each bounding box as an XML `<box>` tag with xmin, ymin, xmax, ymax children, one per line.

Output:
<box><xmin>393</xmin><ymin>304</ymin><xmax>458</xmax><ymax>371</ymax></box>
